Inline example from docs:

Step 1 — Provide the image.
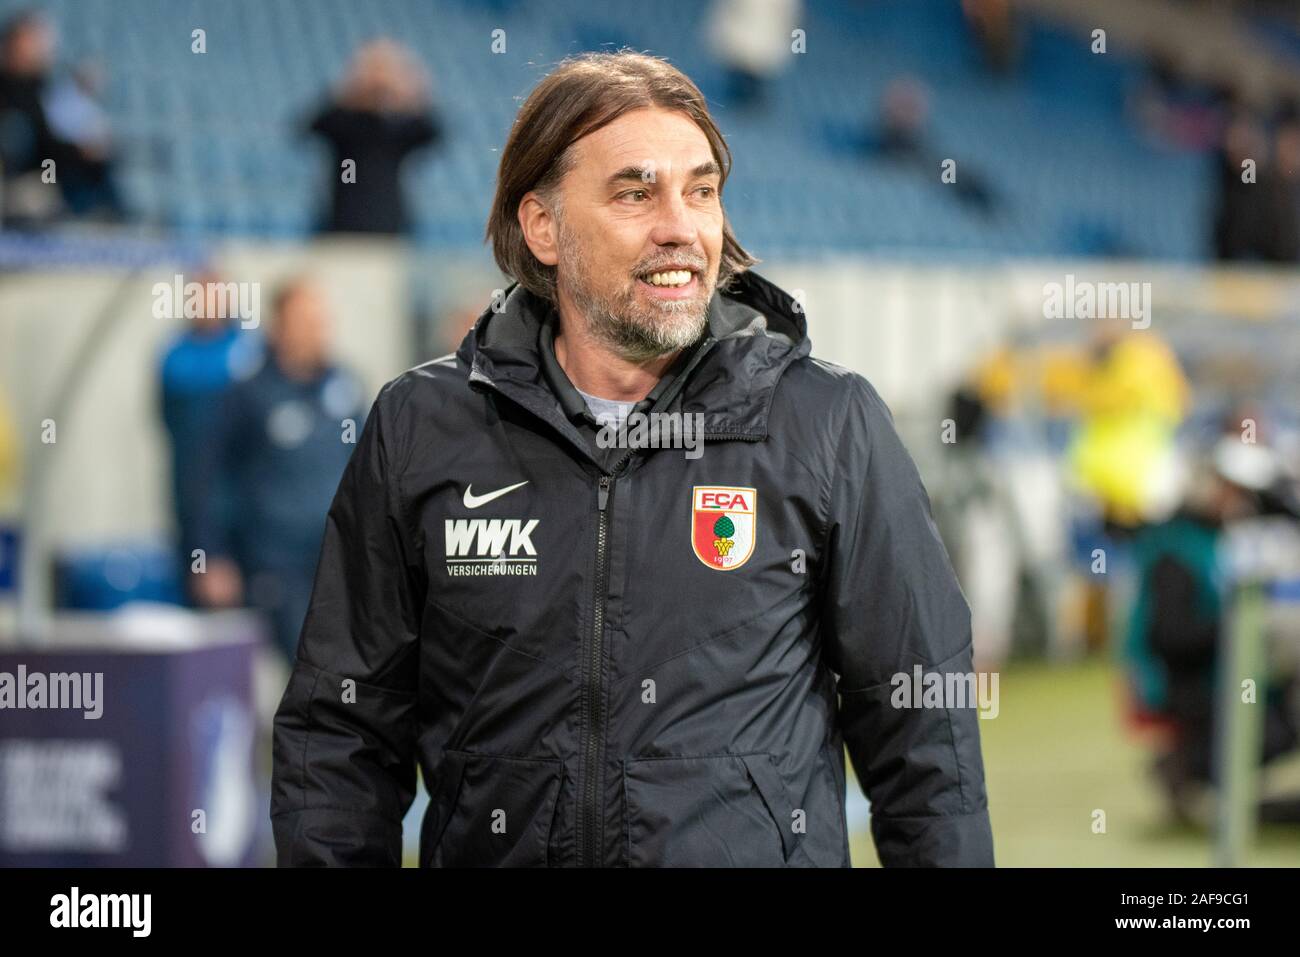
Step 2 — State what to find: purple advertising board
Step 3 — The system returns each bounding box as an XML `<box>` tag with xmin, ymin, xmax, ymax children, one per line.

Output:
<box><xmin>0</xmin><ymin>612</ymin><xmax>262</xmax><ymax>866</ymax></box>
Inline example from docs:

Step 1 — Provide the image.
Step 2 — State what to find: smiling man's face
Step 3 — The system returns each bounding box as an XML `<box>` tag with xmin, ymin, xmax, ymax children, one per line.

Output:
<box><xmin>542</xmin><ymin>107</ymin><xmax>725</xmax><ymax>362</ymax></box>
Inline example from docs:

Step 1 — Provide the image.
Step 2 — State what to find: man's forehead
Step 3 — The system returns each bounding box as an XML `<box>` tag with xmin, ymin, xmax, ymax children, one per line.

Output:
<box><xmin>574</xmin><ymin>113</ymin><xmax>716</xmax><ymax>179</ymax></box>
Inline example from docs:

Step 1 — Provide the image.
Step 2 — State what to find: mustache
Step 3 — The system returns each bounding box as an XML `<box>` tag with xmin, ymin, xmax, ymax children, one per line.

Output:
<box><xmin>634</xmin><ymin>260</ymin><xmax>708</xmax><ymax>276</ymax></box>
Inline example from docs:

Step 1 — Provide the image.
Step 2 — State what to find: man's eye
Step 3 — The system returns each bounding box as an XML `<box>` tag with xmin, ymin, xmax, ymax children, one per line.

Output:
<box><xmin>620</xmin><ymin>189</ymin><xmax>650</xmax><ymax>202</ymax></box>
<box><xmin>695</xmin><ymin>186</ymin><xmax>716</xmax><ymax>198</ymax></box>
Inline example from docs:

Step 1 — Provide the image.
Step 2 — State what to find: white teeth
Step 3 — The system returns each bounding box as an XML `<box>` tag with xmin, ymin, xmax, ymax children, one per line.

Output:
<box><xmin>644</xmin><ymin>270</ymin><xmax>693</xmax><ymax>287</ymax></box>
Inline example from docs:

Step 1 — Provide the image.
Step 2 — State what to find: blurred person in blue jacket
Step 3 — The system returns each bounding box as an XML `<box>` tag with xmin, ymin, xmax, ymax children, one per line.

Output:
<box><xmin>190</xmin><ymin>277</ymin><xmax>367</xmax><ymax>663</ymax></box>
<box><xmin>159</xmin><ymin>267</ymin><xmax>263</xmax><ymax>605</ymax></box>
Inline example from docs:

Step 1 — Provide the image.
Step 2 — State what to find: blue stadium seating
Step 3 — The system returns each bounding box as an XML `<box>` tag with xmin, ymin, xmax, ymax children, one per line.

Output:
<box><xmin>0</xmin><ymin>0</ymin><xmax>1213</xmax><ymax>258</ymax></box>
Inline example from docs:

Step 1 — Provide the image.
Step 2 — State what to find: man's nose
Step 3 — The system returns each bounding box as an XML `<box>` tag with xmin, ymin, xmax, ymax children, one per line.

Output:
<box><xmin>647</xmin><ymin>189</ymin><xmax>699</xmax><ymax>247</ymax></box>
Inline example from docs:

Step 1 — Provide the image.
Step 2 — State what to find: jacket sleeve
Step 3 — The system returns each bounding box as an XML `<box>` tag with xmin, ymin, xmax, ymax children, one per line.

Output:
<box><xmin>819</xmin><ymin>375</ymin><xmax>994</xmax><ymax>867</ymax></box>
<box><xmin>270</xmin><ymin>380</ymin><xmax>426</xmax><ymax>866</ymax></box>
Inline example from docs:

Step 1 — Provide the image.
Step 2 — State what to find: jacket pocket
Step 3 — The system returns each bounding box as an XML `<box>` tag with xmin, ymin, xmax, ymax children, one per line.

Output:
<box><xmin>622</xmin><ymin>752</ymin><xmax>798</xmax><ymax>867</ymax></box>
<box><xmin>425</xmin><ymin>749</ymin><xmax>564</xmax><ymax>867</ymax></box>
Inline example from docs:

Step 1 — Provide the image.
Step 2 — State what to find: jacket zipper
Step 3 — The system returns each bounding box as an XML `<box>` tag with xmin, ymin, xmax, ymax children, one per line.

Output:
<box><xmin>578</xmin><ymin>451</ymin><xmax>633</xmax><ymax>868</ymax></box>
<box><xmin>474</xmin><ymin>342</ymin><xmax>767</xmax><ymax>866</ymax></box>
<box><xmin>575</xmin><ymin>430</ymin><xmax>765</xmax><ymax>866</ymax></box>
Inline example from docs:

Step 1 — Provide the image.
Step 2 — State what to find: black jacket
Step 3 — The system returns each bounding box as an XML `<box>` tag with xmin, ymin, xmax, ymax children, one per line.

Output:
<box><xmin>270</xmin><ymin>269</ymin><xmax>995</xmax><ymax>867</ymax></box>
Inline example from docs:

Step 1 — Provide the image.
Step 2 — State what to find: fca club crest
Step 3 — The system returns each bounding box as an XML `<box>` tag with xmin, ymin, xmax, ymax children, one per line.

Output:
<box><xmin>691</xmin><ymin>486</ymin><xmax>757</xmax><ymax>570</ymax></box>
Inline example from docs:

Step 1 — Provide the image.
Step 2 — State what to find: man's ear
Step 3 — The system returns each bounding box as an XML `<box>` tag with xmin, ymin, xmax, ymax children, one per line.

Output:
<box><xmin>518</xmin><ymin>191</ymin><xmax>559</xmax><ymax>267</ymax></box>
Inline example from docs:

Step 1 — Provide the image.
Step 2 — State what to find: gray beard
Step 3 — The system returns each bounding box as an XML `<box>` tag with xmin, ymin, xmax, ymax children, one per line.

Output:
<box><xmin>568</xmin><ymin>283</ymin><xmax>709</xmax><ymax>363</ymax></box>
<box><xmin>556</xmin><ymin>224</ymin><xmax>710</xmax><ymax>362</ymax></box>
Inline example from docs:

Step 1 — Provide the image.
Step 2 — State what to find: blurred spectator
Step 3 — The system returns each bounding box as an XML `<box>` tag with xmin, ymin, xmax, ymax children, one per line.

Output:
<box><xmin>1066</xmin><ymin>321</ymin><xmax>1190</xmax><ymax>654</ymax></box>
<box><xmin>932</xmin><ymin>375</ymin><xmax>1018</xmax><ymax>669</ymax></box>
<box><xmin>1268</xmin><ymin>104</ymin><xmax>1300</xmax><ymax>262</ymax></box>
<box><xmin>933</xmin><ymin>347</ymin><xmax>1071</xmax><ymax>667</ymax></box>
<box><xmin>0</xmin><ymin>9</ymin><xmax>121</xmax><ymax>225</ymax></box>
<box><xmin>190</xmin><ymin>278</ymin><xmax>367</xmax><ymax>663</ymax></box>
<box><xmin>1212</xmin><ymin>107</ymin><xmax>1285</xmax><ymax>261</ymax></box>
<box><xmin>961</xmin><ymin>0</ymin><xmax>1019</xmax><ymax>76</ymax></box>
<box><xmin>158</xmin><ymin>268</ymin><xmax>263</xmax><ymax>605</ymax></box>
<box><xmin>41</xmin><ymin>59</ymin><xmax>118</xmax><ymax>215</ymax></box>
<box><xmin>1126</xmin><ymin>429</ymin><xmax>1300</xmax><ymax>823</ymax></box>
<box><xmin>0</xmin><ymin>10</ymin><xmax>58</xmax><ymax>224</ymax></box>
<box><xmin>864</xmin><ymin>76</ymin><xmax>999</xmax><ymax>214</ymax></box>
<box><xmin>1129</xmin><ymin>54</ymin><xmax>1229</xmax><ymax>153</ymax></box>
<box><xmin>305</xmin><ymin>39</ymin><xmax>442</xmax><ymax>235</ymax></box>
<box><xmin>877</xmin><ymin>76</ymin><xmax>928</xmax><ymax>161</ymax></box>
<box><xmin>705</xmin><ymin>0</ymin><xmax>801</xmax><ymax>110</ymax></box>
<box><xmin>1068</xmin><ymin>320</ymin><xmax>1190</xmax><ymax>536</ymax></box>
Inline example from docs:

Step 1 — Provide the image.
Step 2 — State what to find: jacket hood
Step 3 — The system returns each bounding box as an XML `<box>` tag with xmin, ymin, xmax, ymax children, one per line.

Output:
<box><xmin>455</xmin><ymin>269</ymin><xmax>812</xmax><ymax>443</ymax></box>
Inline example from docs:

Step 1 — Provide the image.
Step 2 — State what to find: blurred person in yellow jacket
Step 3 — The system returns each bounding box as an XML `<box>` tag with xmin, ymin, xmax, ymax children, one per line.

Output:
<box><xmin>1066</xmin><ymin>320</ymin><xmax>1191</xmax><ymax>652</ymax></box>
<box><xmin>1068</xmin><ymin>320</ymin><xmax>1190</xmax><ymax>531</ymax></box>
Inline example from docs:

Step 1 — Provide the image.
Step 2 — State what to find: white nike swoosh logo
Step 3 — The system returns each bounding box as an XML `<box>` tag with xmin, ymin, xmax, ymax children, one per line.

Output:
<box><xmin>463</xmin><ymin>481</ymin><xmax>529</xmax><ymax>509</ymax></box>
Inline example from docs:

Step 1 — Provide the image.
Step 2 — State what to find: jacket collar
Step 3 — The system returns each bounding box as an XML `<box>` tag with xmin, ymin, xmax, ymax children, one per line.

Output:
<box><xmin>536</xmin><ymin>302</ymin><xmax>707</xmax><ymax>430</ymax></box>
<box><xmin>457</xmin><ymin>269</ymin><xmax>812</xmax><ymax>450</ymax></box>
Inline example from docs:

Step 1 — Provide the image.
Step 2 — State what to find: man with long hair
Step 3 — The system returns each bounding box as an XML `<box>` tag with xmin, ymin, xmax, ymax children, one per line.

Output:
<box><xmin>272</xmin><ymin>51</ymin><xmax>993</xmax><ymax>868</ymax></box>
